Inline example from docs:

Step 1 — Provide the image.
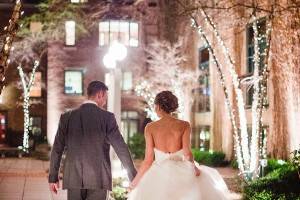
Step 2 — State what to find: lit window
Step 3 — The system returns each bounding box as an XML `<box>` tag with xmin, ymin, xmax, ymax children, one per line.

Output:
<box><xmin>65</xmin><ymin>21</ymin><xmax>76</xmax><ymax>46</ymax></box>
<box><xmin>122</xmin><ymin>71</ymin><xmax>133</xmax><ymax>91</ymax></box>
<box><xmin>246</xmin><ymin>19</ymin><xmax>266</xmax><ymax>74</ymax></box>
<box><xmin>196</xmin><ymin>47</ymin><xmax>210</xmax><ymax>112</ymax></box>
<box><xmin>64</xmin><ymin>70</ymin><xmax>83</xmax><ymax>95</ymax></box>
<box><xmin>71</xmin><ymin>0</ymin><xmax>87</xmax><ymax>3</ymax></box>
<box><xmin>129</xmin><ymin>22</ymin><xmax>139</xmax><ymax>47</ymax></box>
<box><xmin>29</xmin><ymin>72</ymin><xmax>42</xmax><ymax>97</ymax></box>
<box><xmin>121</xmin><ymin>111</ymin><xmax>139</xmax><ymax>142</ymax></box>
<box><xmin>99</xmin><ymin>21</ymin><xmax>139</xmax><ymax>47</ymax></box>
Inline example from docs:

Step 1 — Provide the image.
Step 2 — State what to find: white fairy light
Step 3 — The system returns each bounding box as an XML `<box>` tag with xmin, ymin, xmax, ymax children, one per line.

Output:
<box><xmin>191</xmin><ymin>10</ymin><xmax>271</xmax><ymax>180</ymax></box>
<box><xmin>191</xmin><ymin>18</ymin><xmax>245</xmax><ymax>172</ymax></box>
<box><xmin>249</xmin><ymin>17</ymin><xmax>261</xmax><ymax>176</ymax></box>
<box><xmin>17</xmin><ymin>61</ymin><xmax>39</xmax><ymax>150</ymax></box>
<box><xmin>198</xmin><ymin>9</ymin><xmax>250</xmax><ymax>166</ymax></box>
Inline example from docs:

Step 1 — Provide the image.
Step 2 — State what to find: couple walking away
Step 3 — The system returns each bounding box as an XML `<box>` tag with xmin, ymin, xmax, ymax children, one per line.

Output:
<box><xmin>49</xmin><ymin>81</ymin><xmax>230</xmax><ymax>200</ymax></box>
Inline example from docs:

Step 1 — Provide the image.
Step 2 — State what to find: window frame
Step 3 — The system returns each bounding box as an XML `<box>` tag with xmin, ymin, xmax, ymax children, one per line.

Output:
<box><xmin>197</xmin><ymin>46</ymin><xmax>211</xmax><ymax>113</ymax></box>
<box><xmin>98</xmin><ymin>20</ymin><xmax>139</xmax><ymax>47</ymax></box>
<box><xmin>70</xmin><ymin>0</ymin><xmax>88</xmax><ymax>3</ymax></box>
<box><xmin>245</xmin><ymin>18</ymin><xmax>268</xmax><ymax>108</ymax></box>
<box><xmin>121</xmin><ymin>111</ymin><xmax>140</xmax><ymax>143</ymax></box>
<box><xmin>64</xmin><ymin>69</ymin><xmax>84</xmax><ymax>96</ymax></box>
<box><xmin>65</xmin><ymin>20</ymin><xmax>76</xmax><ymax>46</ymax></box>
<box><xmin>121</xmin><ymin>71</ymin><xmax>133</xmax><ymax>92</ymax></box>
<box><xmin>29</xmin><ymin>71</ymin><xmax>43</xmax><ymax>98</ymax></box>
<box><xmin>246</xmin><ymin>18</ymin><xmax>267</xmax><ymax>75</ymax></box>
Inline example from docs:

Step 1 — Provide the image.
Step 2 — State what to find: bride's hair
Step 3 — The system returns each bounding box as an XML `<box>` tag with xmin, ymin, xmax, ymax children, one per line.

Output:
<box><xmin>154</xmin><ymin>91</ymin><xmax>179</xmax><ymax>114</ymax></box>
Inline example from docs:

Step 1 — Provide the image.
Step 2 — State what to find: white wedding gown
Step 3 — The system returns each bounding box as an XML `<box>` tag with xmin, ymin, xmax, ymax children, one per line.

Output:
<box><xmin>128</xmin><ymin>148</ymin><xmax>231</xmax><ymax>200</ymax></box>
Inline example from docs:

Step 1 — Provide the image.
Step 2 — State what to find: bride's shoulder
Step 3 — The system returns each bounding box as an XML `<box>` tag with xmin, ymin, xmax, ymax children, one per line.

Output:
<box><xmin>175</xmin><ymin>119</ymin><xmax>190</xmax><ymax>127</ymax></box>
<box><xmin>145</xmin><ymin>121</ymin><xmax>156</xmax><ymax>130</ymax></box>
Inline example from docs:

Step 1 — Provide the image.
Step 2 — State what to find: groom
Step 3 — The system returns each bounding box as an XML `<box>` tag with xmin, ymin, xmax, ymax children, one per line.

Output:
<box><xmin>48</xmin><ymin>81</ymin><xmax>137</xmax><ymax>200</ymax></box>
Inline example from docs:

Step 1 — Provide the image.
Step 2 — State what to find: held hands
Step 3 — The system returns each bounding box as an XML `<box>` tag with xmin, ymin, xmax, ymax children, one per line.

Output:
<box><xmin>194</xmin><ymin>165</ymin><xmax>201</xmax><ymax>177</ymax></box>
<box><xmin>49</xmin><ymin>181</ymin><xmax>60</xmax><ymax>194</ymax></box>
<box><xmin>127</xmin><ymin>179</ymin><xmax>138</xmax><ymax>192</ymax></box>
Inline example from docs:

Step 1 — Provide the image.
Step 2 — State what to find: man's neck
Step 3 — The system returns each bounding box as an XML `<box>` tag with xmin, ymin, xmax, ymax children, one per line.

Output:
<box><xmin>84</xmin><ymin>99</ymin><xmax>98</xmax><ymax>106</ymax></box>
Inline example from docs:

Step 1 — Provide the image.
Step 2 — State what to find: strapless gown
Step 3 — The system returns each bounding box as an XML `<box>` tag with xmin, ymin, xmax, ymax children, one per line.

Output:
<box><xmin>128</xmin><ymin>148</ymin><xmax>231</xmax><ymax>200</ymax></box>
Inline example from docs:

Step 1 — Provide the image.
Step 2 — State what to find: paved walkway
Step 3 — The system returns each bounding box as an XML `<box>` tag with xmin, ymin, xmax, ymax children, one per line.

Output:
<box><xmin>0</xmin><ymin>158</ymin><xmax>66</xmax><ymax>200</ymax></box>
<box><xmin>0</xmin><ymin>158</ymin><xmax>242</xmax><ymax>200</ymax></box>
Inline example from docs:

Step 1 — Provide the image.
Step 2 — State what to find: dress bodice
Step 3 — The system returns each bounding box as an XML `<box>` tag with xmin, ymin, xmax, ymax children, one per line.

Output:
<box><xmin>154</xmin><ymin>148</ymin><xmax>185</xmax><ymax>163</ymax></box>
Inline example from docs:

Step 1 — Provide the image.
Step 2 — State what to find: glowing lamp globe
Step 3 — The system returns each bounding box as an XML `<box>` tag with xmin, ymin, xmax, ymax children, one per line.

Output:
<box><xmin>103</xmin><ymin>54</ymin><xmax>116</xmax><ymax>69</ymax></box>
<box><xmin>109</xmin><ymin>41</ymin><xmax>127</xmax><ymax>61</ymax></box>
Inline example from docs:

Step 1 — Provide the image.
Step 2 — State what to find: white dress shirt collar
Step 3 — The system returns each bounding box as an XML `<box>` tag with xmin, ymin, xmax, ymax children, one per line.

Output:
<box><xmin>83</xmin><ymin>100</ymin><xmax>98</xmax><ymax>106</ymax></box>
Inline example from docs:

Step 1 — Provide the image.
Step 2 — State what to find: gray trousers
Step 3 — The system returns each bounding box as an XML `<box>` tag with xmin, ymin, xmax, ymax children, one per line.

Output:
<box><xmin>67</xmin><ymin>189</ymin><xmax>108</xmax><ymax>200</ymax></box>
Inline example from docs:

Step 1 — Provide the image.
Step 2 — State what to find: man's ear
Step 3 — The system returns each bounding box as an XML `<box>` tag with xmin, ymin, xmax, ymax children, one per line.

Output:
<box><xmin>99</xmin><ymin>91</ymin><xmax>105</xmax><ymax>98</ymax></box>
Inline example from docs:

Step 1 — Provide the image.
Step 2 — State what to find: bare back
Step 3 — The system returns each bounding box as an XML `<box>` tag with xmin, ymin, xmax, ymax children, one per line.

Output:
<box><xmin>147</xmin><ymin>117</ymin><xmax>189</xmax><ymax>153</ymax></box>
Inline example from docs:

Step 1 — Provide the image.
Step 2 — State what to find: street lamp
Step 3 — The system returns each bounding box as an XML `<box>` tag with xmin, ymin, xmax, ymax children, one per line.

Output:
<box><xmin>103</xmin><ymin>41</ymin><xmax>127</xmax><ymax>178</ymax></box>
<box><xmin>103</xmin><ymin>41</ymin><xmax>127</xmax><ymax>126</ymax></box>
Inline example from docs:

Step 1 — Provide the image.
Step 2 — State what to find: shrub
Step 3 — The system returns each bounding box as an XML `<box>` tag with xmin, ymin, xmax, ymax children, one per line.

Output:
<box><xmin>128</xmin><ymin>133</ymin><xmax>145</xmax><ymax>159</ymax></box>
<box><xmin>264</xmin><ymin>159</ymin><xmax>288</xmax><ymax>175</ymax></box>
<box><xmin>243</xmin><ymin>164</ymin><xmax>300</xmax><ymax>200</ymax></box>
<box><xmin>230</xmin><ymin>159</ymin><xmax>239</xmax><ymax>169</ymax></box>
<box><xmin>192</xmin><ymin>149</ymin><xmax>226</xmax><ymax>167</ymax></box>
<box><xmin>291</xmin><ymin>147</ymin><xmax>300</xmax><ymax>178</ymax></box>
<box><xmin>111</xmin><ymin>178</ymin><xmax>127</xmax><ymax>200</ymax></box>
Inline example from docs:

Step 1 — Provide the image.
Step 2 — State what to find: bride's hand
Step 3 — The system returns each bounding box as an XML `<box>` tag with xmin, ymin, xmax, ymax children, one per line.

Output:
<box><xmin>127</xmin><ymin>181</ymin><xmax>137</xmax><ymax>192</ymax></box>
<box><xmin>194</xmin><ymin>165</ymin><xmax>201</xmax><ymax>176</ymax></box>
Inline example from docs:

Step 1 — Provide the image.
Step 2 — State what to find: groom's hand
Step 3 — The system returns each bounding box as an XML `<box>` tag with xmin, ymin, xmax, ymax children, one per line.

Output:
<box><xmin>194</xmin><ymin>166</ymin><xmax>201</xmax><ymax>177</ymax></box>
<box><xmin>49</xmin><ymin>182</ymin><xmax>60</xmax><ymax>194</ymax></box>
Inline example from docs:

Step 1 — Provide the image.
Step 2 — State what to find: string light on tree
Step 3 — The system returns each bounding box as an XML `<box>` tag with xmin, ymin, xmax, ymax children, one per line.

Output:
<box><xmin>191</xmin><ymin>18</ymin><xmax>245</xmax><ymax>172</ymax></box>
<box><xmin>17</xmin><ymin>61</ymin><xmax>39</xmax><ymax>151</ymax></box>
<box><xmin>0</xmin><ymin>0</ymin><xmax>23</xmax><ymax>93</ymax></box>
<box><xmin>190</xmin><ymin>9</ymin><xmax>272</xmax><ymax>180</ymax></box>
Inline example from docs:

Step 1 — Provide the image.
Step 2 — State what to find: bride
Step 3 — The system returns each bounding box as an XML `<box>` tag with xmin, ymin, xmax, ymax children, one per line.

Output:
<box><xmin>127</xmin><ymin>91</ymin><xmax>231</xmax><ymax>200</ymax></box>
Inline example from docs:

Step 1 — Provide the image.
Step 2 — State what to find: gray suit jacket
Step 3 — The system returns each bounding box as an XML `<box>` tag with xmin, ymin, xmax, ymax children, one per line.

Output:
<box><xmin>48</xmin><ymin>103</ymin><xmax>137</xmax><ymax>190</ymax></box>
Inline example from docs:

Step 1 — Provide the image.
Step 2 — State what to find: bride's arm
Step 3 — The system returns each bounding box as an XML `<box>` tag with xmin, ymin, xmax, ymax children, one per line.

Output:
<box><xmin>129</xmin><ymin>124</ymin><xmax>154</xmax><ymax>190</ymax></box>
<box><xmin>182</xmin><ymin>122</ymin><xmax>201</xmax><ymax>176</ymax></box>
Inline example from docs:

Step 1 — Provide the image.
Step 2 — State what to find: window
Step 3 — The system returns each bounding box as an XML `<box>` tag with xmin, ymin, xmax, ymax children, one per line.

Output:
<box><xmin>246</xmin><ymin>19</ymin><xmax>267</xmax><ymax>106</ymax></box>
<box><xmin>64</xmin><ymin>70</ymin><xmax>83</xmax><ymax>95</ymax></box>
<box><xmin>71</xmin><ymin>0</ymin><xmax>87</xmax><ymax>3</ymax></box>
<box><xmin>246</xmin><ymin>19</ymin><xmax>267</xmax><ymax>74</ymax></box>
<box><xmin>29</xmin><ymin>72</ymin><xmax>42</xmax><ymax>97</ymax></box>
<box><xmin>196</xmin><ymin>126</ymin><xmax>210</xmax><ymax>151</ymax></box>
<box><xmin>99</xmin><ymin>21</ymin><xmax>139</xmax><ymax>47</ymax></box>
<box><xmin>196</xmin><ymin>47</ymin><xmax>210</xmax><ymax>112</ymax></box>
<box><xmin>246</xmin><ymin>84</ymin><xmax>269</xmax><ymax>107</ymax></box>
<box><xmin>121</xmin><ymin>111</ymin><xmax>139</xmax><ymax>142</ymax></box>
<box><xmin>122</xmin><ymin>71</ymin><xmax>133</xmax><ymax>91</ymax></box>
<box><xmin>65</xmin><ymin>21</ymin><xmax>76</xmax><ymax>46</ymax></box>
<box><xmin>29</xmin><ymin>117</ymin><xmax>42</xmax><ymax>137</ymax></box>
<box><xmin>0</xmin><ymin>112</ymin><xmax>7</xmax><ymax>144</ymax></box>
<box><xmin>247</xmin><ymin>125</ymin><xmax>268</xmax><ymax>156</ymax></box>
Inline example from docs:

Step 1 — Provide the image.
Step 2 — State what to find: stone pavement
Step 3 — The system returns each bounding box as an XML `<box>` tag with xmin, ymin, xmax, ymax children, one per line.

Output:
<box><xmin>0</xmin><ymin>158</ymin><xmax>66</xmax><ymax>200</ymax></box>
<box><xmin>0</xmin><ymin>158</ymin><xmax>242</xmax><ymax>200</ymax></box>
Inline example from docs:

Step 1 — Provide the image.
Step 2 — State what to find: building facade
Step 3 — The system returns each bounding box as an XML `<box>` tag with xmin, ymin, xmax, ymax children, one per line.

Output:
<box><xmin>1</xmin><ymin>0</ymin><xmax>299</xmax><ymax>160</ymax></box>
<box><xmin>190</xmin><ymin>2</ymin><xmax>300</xmax><ymax>160</ymax></box>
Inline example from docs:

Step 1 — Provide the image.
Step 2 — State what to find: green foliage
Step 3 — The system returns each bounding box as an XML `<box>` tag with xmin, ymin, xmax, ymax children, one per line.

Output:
<box><xmin>18</xmin><ymin>0</ymin><xmax>90</xmax><ymax>39</ymax></box>
<box><xmin>264</xmin><ymin>159</ymin><xmax>288</xmax><ymax>175</ymax></box>
<box><xmin>192</xmin><ymin>149</ymin><xmax>226</xmax><ymax>167</ymax></box>
<box><xmin>243</xmin><ymin>164</ymin><xmax>300</xmax><ymax>200</ymax></box>
<box><xmin>111</xmin><ymin>178</ymin><xmax>127</xmax><ymax>200</ymax></box>
<box><xmin>128</xmin><ymin>133</ymin><xmax>145</xmax><ymax>159</ymax></box>
<box><xmin>230</xmin><ymin>159</ymin><xmax>239</xmax><ymax>169</ymax></box>
<box><xmin>291</xmin><ymin>147</ymin><xmax>300</xmax><ymax>170</ymax></box>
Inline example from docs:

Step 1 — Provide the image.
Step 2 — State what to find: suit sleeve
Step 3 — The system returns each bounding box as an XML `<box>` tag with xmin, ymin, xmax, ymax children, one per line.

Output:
<box><xmin>106</xmin><ymin>113</ymin><xmax>137</xmax><ymax>181</ymax></box>
<box><xmin>48</xmin><ymin>114</ymin><xmax>67</xmax><ymax>183</ymax></box>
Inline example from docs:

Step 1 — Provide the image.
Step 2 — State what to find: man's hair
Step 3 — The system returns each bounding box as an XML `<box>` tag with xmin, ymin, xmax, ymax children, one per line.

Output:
<box><xmin>87</xmin><ymin>81</ymin><xmax>108</xmax><ymax>97</ymax></box>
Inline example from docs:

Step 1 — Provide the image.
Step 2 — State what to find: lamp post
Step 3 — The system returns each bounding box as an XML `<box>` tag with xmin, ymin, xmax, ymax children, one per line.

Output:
<box><xmin>103</xmin><ymin>41</ymin><xmax>127</xmax><ymax>178</ymax></box>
